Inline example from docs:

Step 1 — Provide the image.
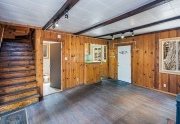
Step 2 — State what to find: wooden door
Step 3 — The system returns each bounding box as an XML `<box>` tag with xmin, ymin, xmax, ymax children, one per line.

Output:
<box><xmin>50</xmin><ymin>43</ymin><xmax>61</xmax><ymax>89</ymax></box>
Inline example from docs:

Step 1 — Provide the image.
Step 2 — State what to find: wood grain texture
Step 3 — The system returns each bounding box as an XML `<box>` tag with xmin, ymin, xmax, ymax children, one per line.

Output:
<box><xmin>109</xmin><ymin>29</ymin><xmax>180</xmax><ymax>94</ymax></box>
<box><xmin>34</xmin><ymin>29</ymin><xmax>43</xmax><ymax>96</ymax></box>
<box><xmin>35</xmin><ymin>30</ymin><xmax>108</xmax><ymax>96</ymax></box>
<box><xmin>0</xmin><ymin>89</ymin><xmax>37</xmax><ymax>103</ymax></box>
<box><xmin>0</xmin><ymin>27</ymin><xmax>4</xmax><ymax>48</ymax></box>
<box><xmin>0</xmin><ymin>82</ymin><xmax>37</xmax><ymax>94</ymax></box>
<box><xmin>0</xmin><ymin>95</ymin><xmax>39</xmax><ymax>114</ymax></box>
<box><xmin>0</xmin><ymin>76</ymin><xmax>36</xmax><ymax>87</ymax></box>
<box><xmin>0</xmin><ymin>26</ymin><xmax>40</xmax><ymax>114</ymax></box>
<box><xmin>84</xmin><ymin>63</ymin><xmax>101</xmax><ymax>85</ymax></box>
<box><xmin>0</xmin><ymin>70</ymin><xmax>35</xmax><ymax>79</ymax></box>
<box><xmin>0</xmin><ymin>52</ymin><xmax>33</xmax><ymax>57</ymax></box>
<box><xmin>26</xmin><ymin>81</ymin><xmax>176</xmax><ymax>124</ymax></box>
<box><xmin>0</xmin><ymin>65</ymin><xmax>35</xmax><ymax>73</ymax></box>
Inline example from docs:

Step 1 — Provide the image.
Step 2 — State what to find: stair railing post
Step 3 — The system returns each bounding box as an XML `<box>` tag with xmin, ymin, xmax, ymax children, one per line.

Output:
<box><xmin>176</xmin><ymin>93</ymin><xmax>180</xmax><ymax>124</ymax></box>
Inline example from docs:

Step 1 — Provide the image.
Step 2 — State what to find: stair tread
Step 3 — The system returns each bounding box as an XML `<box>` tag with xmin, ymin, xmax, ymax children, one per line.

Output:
<box><xmin>0</xmin><ymin>76</ymin><xmax>36</xmax><ymax>81</ymax></box>
<box><xmin>0</xmin><ymin>94</ymin><xmax>40</xmax><ymax>106</ymax></box>
<box><xmin>0</xmin><ymin>60</ymin><xmax>34</xmax><ymax>62</ymax></box>
<box><xmin>0</xmin><ymin>87</ymin><xmax>38</xmax><ymax>103</ymax></box>
<box><xmin>0</xmin><ymin>56</ymin><xmax>33</xmax><ymax>58</ymax></box>
<box><xmin>0</xmin><ymin>70</ymin><xmax>35</xmax><ymax>74</ymax></box>
<box><xmin>3</xmin><ymin>40</ymin><xmax>30</xmax><ymax>43</ymax></box>
<box><xmin>0</xmin><ymin>65</ymin><xmax>35</xmax><ymax>68</ymax></box>
<box><xmin>2</xmin><ymin>41</ymin><xmax>29</xmax><ymax>43</ymax></box>
<box><xmin>0</xmin><ymin>52</ymin><xmax>34</xmax><ymax>57</ymax></box>
<box><xmin>0</xmin><ymin>87</ymin><xmax>38</xmax><ymax>97</ymax></box>
<box><xmin>0</xmin><ymin>52</ymin><xmax>33</xmax><ymax>54</ymax></box>
<box><xmin>0</xmin><ymin>70</ymin><xmax>36</xmax><ymax>79</ymax></box>
<box><xmin>0</xmin><ymin>57</ymin><xmax>34</xmax><ymax>61</ymax></box>
<box><xmin>0</xmin><ymin>81</ymin><xmax>37</xmax><ymax>89</ymax></box>
<box><xmin>0</xmin><ymin>40</ymin><xmax>39</xmax><ymax>114</ymax></box>
<box><xmin>0</xmin><ymin>60</ymin><xmax>35</xmax><ymax>67</ymax></box>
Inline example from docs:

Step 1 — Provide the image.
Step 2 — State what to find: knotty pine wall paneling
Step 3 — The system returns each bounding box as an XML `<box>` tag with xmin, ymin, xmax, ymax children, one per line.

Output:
<box><xmin>34</xmin><ymin>29</ymin><xmax>108</xmax><ymax>96</ymax></box>
<box><xmin>109</xmin><ymin>29</ymin><xmax>180</xmax><ymax>94</ymax></box>
<box><xmin>34</xmin><ymin>29</ymin><xmax>43</xmax><ymax>96</ymax></box>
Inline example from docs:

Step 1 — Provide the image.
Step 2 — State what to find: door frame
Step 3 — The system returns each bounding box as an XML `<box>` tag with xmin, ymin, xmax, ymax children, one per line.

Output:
<box><xmin>117</xmin><ymin>45</ymin><xmax>131</xmax><ymax>83</ymax></box>
<box><xmin>115</xmin><ymin>43</ymin><xmax>134</xmax><ymax>84</ymax></box>
<box><xmin>40</xmin><ymin>38</ymin><xmax>63</xmax><ymax>97</ymax></box>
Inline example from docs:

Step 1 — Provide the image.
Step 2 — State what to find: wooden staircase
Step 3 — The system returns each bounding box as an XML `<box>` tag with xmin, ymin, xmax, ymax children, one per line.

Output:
<box><xmin>0</xmin><ymin>40</ymin><xmax>39</xmax><ymax>114</ymax></box>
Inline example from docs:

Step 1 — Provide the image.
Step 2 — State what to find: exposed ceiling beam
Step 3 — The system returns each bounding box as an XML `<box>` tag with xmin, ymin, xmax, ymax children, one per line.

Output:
<box><xmin>74</xmin><ymin>0</ymin><xmax>172</xmax><ymax>35</ymax></box>
<box><xmin>94</xmin><ymin>16</ymin><xmax>180</xmax><ymax>38</ymax></box>
<box><xmin>112</xmin><ymin>26</ymin><xmax>180</xmax><ymax>40</ymax></box>
<box><xmin>42</xmin><ymin>0</ymin><xmax>79</xmax><ymax>30</ymax></box>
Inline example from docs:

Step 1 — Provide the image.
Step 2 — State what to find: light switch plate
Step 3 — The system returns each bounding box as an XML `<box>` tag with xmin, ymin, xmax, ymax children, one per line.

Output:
<box><xmin>65</xmin><ymin>57</ymin><xmax>68</xmax><ymax>60</ymax></box>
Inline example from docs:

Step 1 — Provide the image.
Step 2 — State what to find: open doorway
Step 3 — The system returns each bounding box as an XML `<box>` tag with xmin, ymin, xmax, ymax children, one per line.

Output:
<box><xmin>43</xmin><ymin>41</ymin><xmax>62</xmax><ymax>96</ymax></box>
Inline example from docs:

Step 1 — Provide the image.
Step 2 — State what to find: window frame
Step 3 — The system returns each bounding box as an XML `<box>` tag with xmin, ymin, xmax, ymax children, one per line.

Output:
<box><xmin>159</xmin><ymin>37</ymin><xmax>180</xmax><ymax>75</ymax></box>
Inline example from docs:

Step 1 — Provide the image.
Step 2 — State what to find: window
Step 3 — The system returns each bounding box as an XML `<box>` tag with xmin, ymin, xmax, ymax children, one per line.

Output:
<box><xmin>93</xmin><ymin>46</ymin><xmax>102</xmax><ymax>62</ymax></box>
<box><xmin>159</xmin><ymin>37</ymin><xmax>180</xmax><ymax>75</ymax></box>
<box><xmin>102</xmin><ymin>45</ymin><xmax>107</xmax><ymax>62</ymax></box>
<box><xmin>92</xmin><ymin>45</ymin><xmax>107</xmax><ymax>62</ymax></box>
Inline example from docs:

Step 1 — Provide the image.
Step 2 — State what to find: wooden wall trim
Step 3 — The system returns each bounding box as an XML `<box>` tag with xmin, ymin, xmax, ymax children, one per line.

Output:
<box><xmin>133</xmin><ymin>83</ymin><xmax>177</xmax><ymax>96</ymax></box>
<box><xmin>0</xmin><ymin>21</ymin><xmax>41</xmax><ymax>29</ymax></box>
<box><xmin>34</xmin><ymin>29</ymin><xmax>43</xmax><ymax>96</ymax></box>
<box><xmin>0</xmin><ymin>27</ymin><xmax>4</xmax><ymax>48</ymax></box>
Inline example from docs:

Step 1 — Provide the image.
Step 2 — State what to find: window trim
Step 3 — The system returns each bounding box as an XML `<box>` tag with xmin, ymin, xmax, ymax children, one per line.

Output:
<box><xmin>159</xmin><ymin>37</ymin><xmax>180</xmax><ymax>75</ymax></box>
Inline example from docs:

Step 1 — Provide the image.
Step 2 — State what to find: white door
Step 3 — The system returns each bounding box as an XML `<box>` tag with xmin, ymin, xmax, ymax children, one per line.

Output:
<box><xmin>118</xmin><ymin>46</ymin><xmax>131</xmax><ymax>83</ymax></box>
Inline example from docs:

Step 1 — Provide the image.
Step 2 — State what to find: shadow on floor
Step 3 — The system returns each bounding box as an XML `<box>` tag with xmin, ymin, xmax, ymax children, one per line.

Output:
<box><xmin>102</xmin><ymin>78</ymin><xmax>130</xmax><ymax>87</ymax></box>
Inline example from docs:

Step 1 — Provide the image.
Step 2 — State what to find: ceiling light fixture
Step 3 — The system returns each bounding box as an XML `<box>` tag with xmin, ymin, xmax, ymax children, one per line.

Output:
<box><xmin>111</xmin><ymin>35</ymin><xmax>114</xmax><ymax>40</ymax></box>
<box><xmin>64</xmin><ymin>8</ymin><xmax>69</xmax><ymax>19</ymax></box>
<box><xmin>52</xmin><ymin>23</ymin><xmax>55</xmax><ymax>29</ymax></box>
<box><xmin>130</xmin><ymin>30</ymin><xmax>134</xmax><ymax>36</ymax></box>
<box><xmin>121</xmin><ymin>32</ymin><xmax>124</xmax><ymax>39</ymax></box>
<box><xmin>55</xmin><ymin>21</ymin><xmax>59</xmax><ymax>27</ymax></box>
<box><xmin>51</xmin><ymin>7</ymin><xmax>70</xmax><ymax>29</ymax></box>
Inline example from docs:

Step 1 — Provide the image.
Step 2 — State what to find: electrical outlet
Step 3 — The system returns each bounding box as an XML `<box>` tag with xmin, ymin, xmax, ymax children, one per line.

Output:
<box><xmin>77</xmin><ymin>78</ymin><xmax>79</xmax><ymax>82</ymax></box>
<box><xmin>65</xmin><ymin>57</ymin><xmax>68</xmax><ymax>60</ymax></box>
<box><xmin>163</xmin><ymin>84</ymin><xmax>166</xmax><ymax>88</ymax></box>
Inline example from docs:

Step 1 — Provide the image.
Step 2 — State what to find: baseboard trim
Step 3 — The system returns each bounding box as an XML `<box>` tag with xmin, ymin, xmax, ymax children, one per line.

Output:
<box><xmin>133</xmin><ymin>83</ymin><xmax>177</xmax><ymax>96</ymax></box>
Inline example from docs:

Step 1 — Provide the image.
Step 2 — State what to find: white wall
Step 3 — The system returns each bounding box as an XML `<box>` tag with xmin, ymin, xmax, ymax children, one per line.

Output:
<box><xmin>43</xmin><ymin>59</ymin><xmax>50</xmax><ymax>74</ymax></box>
<box><xmin>43</xmin><ymin>42</ymin><xmax>50</xmax><ymax>75</ymax></box>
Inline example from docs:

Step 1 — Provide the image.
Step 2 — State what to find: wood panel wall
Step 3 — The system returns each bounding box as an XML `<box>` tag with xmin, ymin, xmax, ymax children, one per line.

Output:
<box><xmin>34</xmin><ymin>29</ymin><xmax>108</xmax><ymax>96</ymax></box>
<box><xmin>109</xmin><ymin>29</ymin><xmax>180</xmax><ymax>94</ymax></box>
<box><xmin>0</xmin><ymin>27</ymin><xmax>4</xmax><ymax>48</ymax></box>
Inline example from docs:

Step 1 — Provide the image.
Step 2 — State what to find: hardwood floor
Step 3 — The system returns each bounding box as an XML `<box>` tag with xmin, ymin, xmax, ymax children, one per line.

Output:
<box><xmin>26</xmin><ymin>80</ymin><xmax>176</xmax><ymax>124</ymax></box>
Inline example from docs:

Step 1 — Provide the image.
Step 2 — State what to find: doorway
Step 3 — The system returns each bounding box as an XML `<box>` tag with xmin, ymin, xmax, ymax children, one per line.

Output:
<box><xmin>43</xmin><ymin>41</ymin><xmax>62</xmax><ymax>96</ymax></box>
<box><xmin>118</xmin><ymin>45</ymin><xmax>131</xmax><ymax>83</ymax></box>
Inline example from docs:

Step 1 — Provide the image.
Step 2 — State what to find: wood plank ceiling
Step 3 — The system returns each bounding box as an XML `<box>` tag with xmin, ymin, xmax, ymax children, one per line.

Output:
<box><xmin>0</xmin><ymin>0</ymin><xmax>180</xmax><ymax>39</ymax></box>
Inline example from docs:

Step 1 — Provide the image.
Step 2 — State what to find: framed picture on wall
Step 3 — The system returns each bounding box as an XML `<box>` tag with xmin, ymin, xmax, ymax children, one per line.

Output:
<box><xmin>43</xmin><ymin>44</ymin><xmax>49</xmax><ymax>59</ymax></box>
